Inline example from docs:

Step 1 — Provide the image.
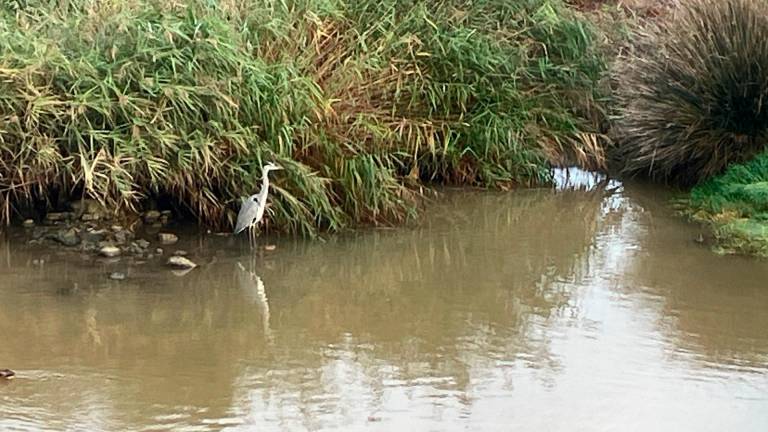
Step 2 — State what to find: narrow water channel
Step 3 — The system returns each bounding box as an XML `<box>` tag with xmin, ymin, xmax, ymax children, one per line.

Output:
<box><xmin>1</xmin><ymin>172</ymin><xmax>767</xmax><ymax>431</ymax></box>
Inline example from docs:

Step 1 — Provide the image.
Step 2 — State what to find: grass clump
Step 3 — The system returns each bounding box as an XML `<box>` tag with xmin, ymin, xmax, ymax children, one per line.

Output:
<box><xmin>612</xmin><ymin>0</ymin><xmax>768</xmax><ymax>185</ymax></box>
<box><xmin>0</xmin><ymin>0</ymin><xmax>608</xmax><ymax>234</ymax></box>
<box><xmin>686</xmin><ymin>153</ymin><xmax>768</xmax><ymax>256</ymax></box>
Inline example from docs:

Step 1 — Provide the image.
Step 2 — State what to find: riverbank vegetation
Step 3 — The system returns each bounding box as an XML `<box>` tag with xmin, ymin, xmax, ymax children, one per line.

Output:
<box><xmin>609</xmin><ymin>0</ymin><xmax>768</xmax><ymax>257</ymax></box>
<box><xmin>686</xmin><ymin>154</ymin><xmax>768</xmax><ymax>257</ymax></box>
<box><xmin>0</xmin><ymin>0</ymin><xmax>609</xmax><ymax>235</ymax></box>
<box><xmin>3</xmin><ymin>0</ymin><xmax>767</xmax><ymax>257</ymax></box>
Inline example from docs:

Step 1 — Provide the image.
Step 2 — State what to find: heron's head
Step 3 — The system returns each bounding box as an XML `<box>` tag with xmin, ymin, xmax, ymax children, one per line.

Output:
<box><xmin>264</xmin><ymin>162</ymin><xmax>283</xmax><ymax>172</ymax></box>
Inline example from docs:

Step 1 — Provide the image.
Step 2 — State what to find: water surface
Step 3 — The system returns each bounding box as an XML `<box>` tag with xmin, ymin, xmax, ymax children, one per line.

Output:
<box><xmin>1</xmin><ymin>174</ymin><xmax>767</xmax><ymax>431</ymax></box>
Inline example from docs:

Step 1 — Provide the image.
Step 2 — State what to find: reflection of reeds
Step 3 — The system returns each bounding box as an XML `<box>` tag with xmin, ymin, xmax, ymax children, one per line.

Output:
<box><xmin>0</xmin><ymin>0</ymin><xmax>606</xmax><ymax>233</ymax></box>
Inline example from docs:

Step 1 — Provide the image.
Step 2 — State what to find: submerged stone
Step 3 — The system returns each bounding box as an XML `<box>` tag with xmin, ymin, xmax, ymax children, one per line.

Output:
<box><xmin>53</xmin><ymin>228</ymin><xmax>80</xmax><ymax>247</ymax></box>
<box><xmin>80</xmin><ymin>229</ymin><xmax>107</xmax><ymax>244</ymax></box>
<box><xmin>31</xmin><ymin>227</ymin><xmax>47</xmax><ymax>240</ymax></box>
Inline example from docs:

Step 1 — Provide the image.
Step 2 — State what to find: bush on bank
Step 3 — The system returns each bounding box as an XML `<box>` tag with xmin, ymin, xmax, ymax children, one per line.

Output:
<box><xmin>611</xmin><ymin>0</ymin><xmax>768</xmax><ymax>185</ymax></box>
<box><xmin>0</xmin><ymin>0</ymin><xmax>608</xmax><ymax>234</ymax></box>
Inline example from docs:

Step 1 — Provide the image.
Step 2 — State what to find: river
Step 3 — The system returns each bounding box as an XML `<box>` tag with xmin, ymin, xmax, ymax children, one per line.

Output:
<box><xmin>1</xmin><ymin>171</ymin><xmax>767</xmax><ymax>431</ymax></box>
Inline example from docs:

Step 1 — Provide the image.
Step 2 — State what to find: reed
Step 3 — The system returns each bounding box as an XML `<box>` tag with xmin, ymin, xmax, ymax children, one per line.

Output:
<box><xmin>0</xmin><ymin>0</ymin><xmax>607</xmax><ymax>234</ymax></box>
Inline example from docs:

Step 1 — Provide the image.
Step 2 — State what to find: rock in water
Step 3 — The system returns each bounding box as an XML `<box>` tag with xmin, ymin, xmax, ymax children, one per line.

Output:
<box><xmin>114</xmin><ymin>230</ymin><xmax>133</xmax><ymax>244</ymax></box>
<box><xmin>158</xmin><ymin>233</ymin><xmax>178</xmax><ymax>245</ymax></box>
<box><xmin>80</xmin><ymin>229</ymin><xmax>107</xmax><ymax>244</ymax></box>
<box><xmin>143</xmin><ymin>210</ymin><xmax>161</xmax><ymax>224</ymax></box>
<box><xmin>54</xmin><ymin>228</ymin><xmax>80</xmax><ymax>247</ymax></box>
<box><xmin>45</xmin><ymin>212</ymin><xmax>68</xmax><ymax>223</ymax></box>
<box><xmin>167</xmin><ymin>256</ymin><xmax>197</xmax><ymax>269</ymax></box>
<box><xmin>81</xmin><ymin>213</ymin><xmax>100</xmax><ymax>222</ymax></box>
<box><xmin>99</xmin><ymin>245</ymin><xmax>121</xmax><ymax>258</ymax></box>
<box><xmin>0</xmin><ymin>369</ymin><xmax>14</xmax><ymax>379</ymax></box>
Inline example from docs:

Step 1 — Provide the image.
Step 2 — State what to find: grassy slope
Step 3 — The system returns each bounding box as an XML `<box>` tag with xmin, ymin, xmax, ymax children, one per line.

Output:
<box><xmin>0</xmin><ymin>0</ymin><xmax>608</xmax><ymax>235</ymax></box>
<box><xmin>686</xmin><ymin>153</ymin><xmax>768</xmax><ymax>257</ymax></box>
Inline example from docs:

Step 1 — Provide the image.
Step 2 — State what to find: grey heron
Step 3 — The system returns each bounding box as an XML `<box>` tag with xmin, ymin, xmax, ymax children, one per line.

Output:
<box><xmin>235</xmin><ymin>162</ymin><xmax>283</xmax><ymax>241</ymax></box>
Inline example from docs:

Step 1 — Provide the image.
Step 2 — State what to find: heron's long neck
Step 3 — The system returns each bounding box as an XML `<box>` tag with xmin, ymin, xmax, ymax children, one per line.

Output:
<box><xmin>259</xmin><ymin>170</ymin><xmax>271</xmax><ymax>197</ymax></box>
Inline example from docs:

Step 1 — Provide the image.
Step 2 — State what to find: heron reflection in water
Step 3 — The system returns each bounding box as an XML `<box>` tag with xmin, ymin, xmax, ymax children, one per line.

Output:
<box><xmin>236</xmin><ymin>260</ymin><xmax>273</xmax><ymax>344</ymax></box>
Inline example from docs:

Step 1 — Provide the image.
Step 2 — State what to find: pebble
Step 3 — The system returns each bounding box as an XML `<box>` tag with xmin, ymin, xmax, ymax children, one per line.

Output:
<box><xmin>128</xmin><ymin>242</ymin><xmax>145</xmax><ymax>255</ymax></box>
<box><xmin>22</xmin><ymin>219</ymin><xmax>35</xmax><ymax>228</ymax></box>
<box><xmin>81</xmin><ymin>213</ymin><xmax>99</xmax><ymax>222</ymax></box>
<box><xmin>264</xmin><ymin>245</ymin><xmax>276</xmax><ymax>251</ymax></box>
<box><xmin>109</xmin><ymin>272</ymin><xmax>126</xmax><ymax>281</ymax></box>
<box><xmin>173</xmin><ymin>250</ymin><xmax>188</xmax><ymax>256</ymax></box>
<box><xmin>99</xmin><ymin>245</ymin><xmax>121</xmax><ymax>258</ymax></box>
<box><xmin>167</xmin><ymin>256</ymin><xmax>197</xmax><ymax>269</ymax></box>
<box><xmin>143</xmin><ymin>210</ymin><xmax>161</xmax><ymax>223</ymax></box>
<box><xmin>136</xmin><ymin>239</ymin><xmax>150</xmax><ymax>249</ymax></box>
<box><xmin>158</xmin><ymin>233</ymin><xmax>178</xmax><ymax>245</ymax></box>
<box><xmin>155</xmin><ymin>248</ymin><xmax>164</xmax><ymax>255</ymax></box>
<box><xmin>45</xmin><ymin>212</ymin><xmax>68</xmax><ymax>222</ymax></box>
<box><xmin>114</xmin><ymin>230</ymin><xmax>132</xmax><ymax>244</ymax></box>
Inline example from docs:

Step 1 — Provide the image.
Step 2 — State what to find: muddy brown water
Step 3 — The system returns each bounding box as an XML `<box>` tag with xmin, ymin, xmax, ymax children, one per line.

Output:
<box><xmin>1</xmin><ymin>171</ymin><xmax>767</xmax><ymax>431</ymax></box>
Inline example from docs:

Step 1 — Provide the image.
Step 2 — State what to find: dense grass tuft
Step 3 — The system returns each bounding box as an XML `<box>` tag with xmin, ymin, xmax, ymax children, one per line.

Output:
<box><xmin>0</xmin><ymin>0</ymin><xmax>607</xmax><ymax>234</ymax></box>
<box><xmin>612</xmin><ymin>0</ymin><xmax>768</xmax><ymax>185</ymax></box>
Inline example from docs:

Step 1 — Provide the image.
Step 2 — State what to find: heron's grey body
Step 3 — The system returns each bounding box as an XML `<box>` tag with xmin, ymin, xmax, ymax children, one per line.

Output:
<box><xmin>234</xmin><ymin>162</ymin><xmax>282</xmax><ymax>235</ymax></box>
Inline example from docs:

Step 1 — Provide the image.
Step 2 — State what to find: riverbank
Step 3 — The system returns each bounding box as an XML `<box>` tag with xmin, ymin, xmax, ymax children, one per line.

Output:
<box><xmin>3</xmin><ymin>0</ymin><xmax>766</xmax><ymax>259</ymax></box>
<box><xmin>0</xmin><ymin>0</ymin><xmax>609</xmax><ymax>235</ymax></box>
<box><xmin>684</xmin><ymin>153</ymin><xmax>768</xmax><ymax>257</ymax></box>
